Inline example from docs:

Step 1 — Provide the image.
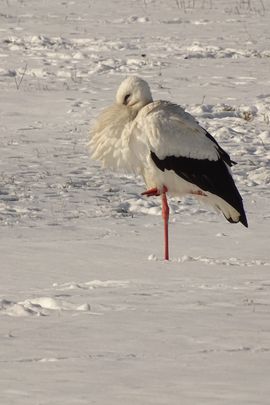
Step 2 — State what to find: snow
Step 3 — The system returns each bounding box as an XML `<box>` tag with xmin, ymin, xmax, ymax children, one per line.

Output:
<box><xmin>0</xmin><ymin>0</ymin><xmax>270</xmax><ymax>404</ymax></box>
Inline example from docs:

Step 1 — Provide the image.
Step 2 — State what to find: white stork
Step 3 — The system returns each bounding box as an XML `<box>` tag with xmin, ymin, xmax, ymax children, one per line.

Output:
<box><xmin>90</xmin><ymin>76</ymin><xmax>248</xmax><ymax>260</ymax></box>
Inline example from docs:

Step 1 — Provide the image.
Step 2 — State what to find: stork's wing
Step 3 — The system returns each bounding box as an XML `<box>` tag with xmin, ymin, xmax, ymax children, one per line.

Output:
<box><xmin>138</xmin><ymin>101</ymin><xmax>234</xmax><ymax>165</ymax></box>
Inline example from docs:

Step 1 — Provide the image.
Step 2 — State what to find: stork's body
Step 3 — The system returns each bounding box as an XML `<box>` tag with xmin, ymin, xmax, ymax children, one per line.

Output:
<box><xmin>90</xmin><ymin>76</ymin><xmax>248</xmax><ymax>260</ymax></box>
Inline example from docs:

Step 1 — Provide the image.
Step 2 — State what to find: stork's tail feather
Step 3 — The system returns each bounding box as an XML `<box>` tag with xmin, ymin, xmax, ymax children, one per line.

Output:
<box><xmin>225</xmin><ymin>207</ymin><xmax>248</xmax><ymax>228</ymax></box>
<box><xmin>205</xmin><ymin>191</ymin><xmax>248</xmax><ymax>228</ymax></box>
<box><xmin>220</xmin><ymin>196</ymin><xmax>248</xmax><ymax>228</ymax></box>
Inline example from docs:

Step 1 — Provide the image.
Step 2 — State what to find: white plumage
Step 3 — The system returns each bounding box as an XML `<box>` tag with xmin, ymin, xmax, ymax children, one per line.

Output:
<box><xmin>90</xmin><ymin>76</ymin><xmax>248</xmax><ymax>260</ymax></box>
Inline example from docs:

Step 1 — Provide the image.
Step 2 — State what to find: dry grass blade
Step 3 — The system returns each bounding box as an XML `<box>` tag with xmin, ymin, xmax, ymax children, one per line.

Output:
<box><xmin>14</xmin><ymin>63</ymin><xmax>28</xmax><ymax>90</ymax></box>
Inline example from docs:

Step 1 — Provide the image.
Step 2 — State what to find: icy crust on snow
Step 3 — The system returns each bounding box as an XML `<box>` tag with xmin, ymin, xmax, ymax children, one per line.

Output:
<box><xmin>0</xmin><ymin>280</ymin><xmax>131</xmax><ymax>318</ymax></box>
<box><xmin>3</xmin><ymin>35</ymin><xmax>270</xmax><ymax>59</ymax></box>
<box><xmin>148</xmin><ymin>254</ymin><xmax>270</xmax><ymax>266</ymax></box>
<box><xmin>53</xmin><ymin>279</ymin><xmax>130</xmax><ymax>290</ymax></box>
<box><xmin>1</xmin><ymin>35</ymin><xmax>270</xmax><ymax>84</ymax></box>
<box><xmin>0</xmin><ymin>297</ymin><xmax>91</xmax><ymax>317</ymax></box>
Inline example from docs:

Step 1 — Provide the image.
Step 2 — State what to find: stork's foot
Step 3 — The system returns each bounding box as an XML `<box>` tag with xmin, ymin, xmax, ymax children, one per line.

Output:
<box><xmin>141</xmin><ymin>187</ymin><xmax>160</xmax><ymax>197</ymax></box>
<box><xmin>142</xmin><ymin>186</ymin><xmax>168</xmax><ymax>197</ymax></box>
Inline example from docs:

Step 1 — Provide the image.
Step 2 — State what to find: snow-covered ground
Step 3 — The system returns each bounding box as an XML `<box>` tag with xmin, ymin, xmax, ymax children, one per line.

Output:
<box><xmin>0</xmin><ymin>1</ymin><xmax>270</xmax><ymax>404</ymax></box>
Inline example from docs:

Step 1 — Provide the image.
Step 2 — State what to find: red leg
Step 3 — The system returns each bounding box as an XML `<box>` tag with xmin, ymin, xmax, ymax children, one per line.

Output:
<box><xmin>161</xmin><ymin>187</ymin><xmax>169</xmax><ymax>261</ymax></box>
<box><xmin>142</xmin><ymin>186</ymin><xmax>169</xmax><ymax>261</ymax></box>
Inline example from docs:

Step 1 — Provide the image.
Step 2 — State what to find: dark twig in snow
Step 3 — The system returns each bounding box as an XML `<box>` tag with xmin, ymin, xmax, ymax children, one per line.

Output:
<box><xmin>14</xmin><ymin>64</ymin><xmax>28</xmax><ymax>90</ymax></box>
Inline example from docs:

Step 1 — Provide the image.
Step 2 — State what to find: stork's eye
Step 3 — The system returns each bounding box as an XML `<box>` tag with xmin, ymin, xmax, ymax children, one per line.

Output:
<box><xmin>124</xmin><ymin>93</ymin><xmax>131</xmax><ymax>105</ymax></box>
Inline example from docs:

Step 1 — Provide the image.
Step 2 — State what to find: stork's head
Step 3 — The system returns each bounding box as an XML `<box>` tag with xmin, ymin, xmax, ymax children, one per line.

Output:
<box><xmin>116</xmin><ymin>76</ymin><xmax>153</xmax><ymax>112</ymax></box>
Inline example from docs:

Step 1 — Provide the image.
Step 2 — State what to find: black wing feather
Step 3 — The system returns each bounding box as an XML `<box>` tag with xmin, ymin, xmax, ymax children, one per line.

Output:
<box><xmin>205</xmin><ymin>131</ymin><xmax>237</xmax><ymax>166</ymax></box>
<box><xmin>150</xmin><ymin>151</ymin><xmax>248</xmax><ymax>227</ymax></box>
